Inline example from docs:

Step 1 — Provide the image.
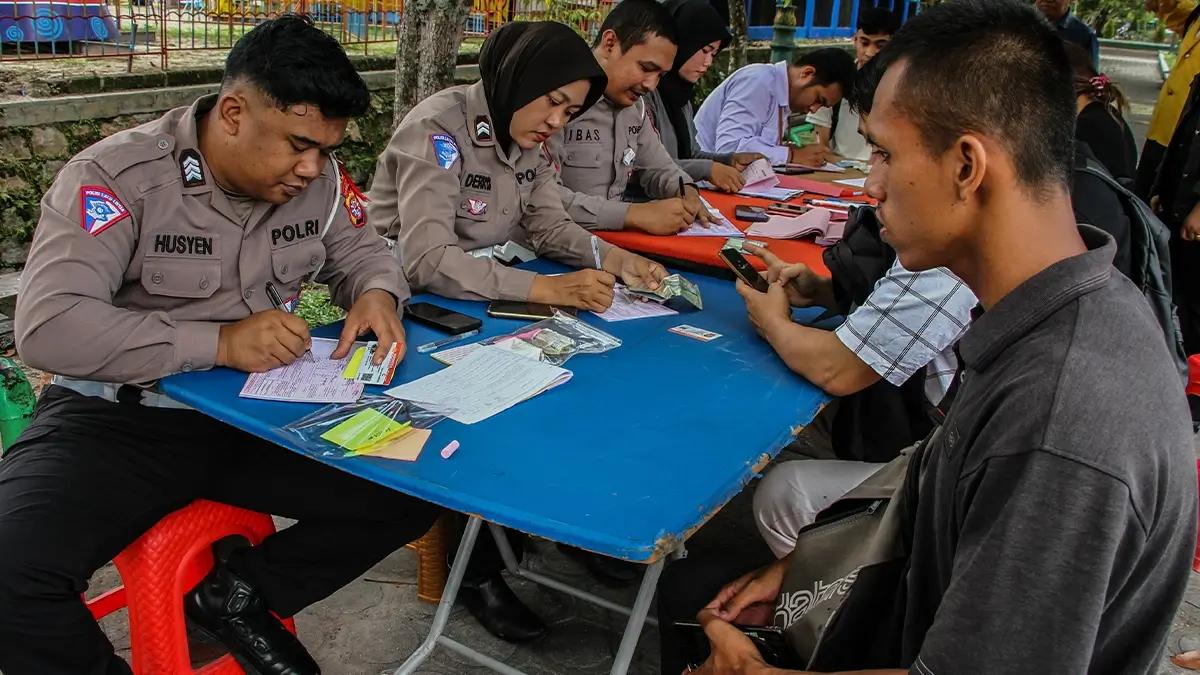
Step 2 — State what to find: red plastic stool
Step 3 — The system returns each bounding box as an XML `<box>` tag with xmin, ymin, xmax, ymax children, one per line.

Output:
<box><xmin>1187</xmin><ymin>355</ymin><xmax>1200</xmax><ymax>398</ymax></box>
<box><xmin>85</xmin><ymin>499</ymin><xmax>296</xmax><ymax>674</ymax></box>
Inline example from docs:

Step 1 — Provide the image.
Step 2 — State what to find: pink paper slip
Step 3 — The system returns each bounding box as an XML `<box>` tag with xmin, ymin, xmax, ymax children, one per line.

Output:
<box><xmin>746</xmin><ymin>208</ymin><xmax>833</xmax><ymax>239</ymax></box>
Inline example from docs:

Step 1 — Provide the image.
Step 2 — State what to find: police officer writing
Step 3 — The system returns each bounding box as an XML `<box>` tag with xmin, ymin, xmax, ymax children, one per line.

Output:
<box><xmin>545</xmin><ymin>0</ymin><xmax>715</xmax><ymax>235</ymax></box>
<box><xmin>369</xmin><ymin>21</ymin><xmax>666</xmax><ymax>313</ymax></box>
<box><xmin>0</xmin><ymin>17</ymin><xmax>439</xmax><ymax>675</ymax></box>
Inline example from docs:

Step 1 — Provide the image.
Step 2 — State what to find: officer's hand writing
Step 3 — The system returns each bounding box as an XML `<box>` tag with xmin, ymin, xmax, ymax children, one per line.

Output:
<box><xmin>683</xmin><ymin>185</ymin><xmax>715</xmax><ymax>226</ymax></box>
<box><xmin>736</xmin><ymin>279</ymin><xmax>792</xmax><ymax>340</ymax></box>
<box><xmin>217</xmin><ymin>309</ymin><xmax>311</xmax><ymax>373</ymax></box>
<box><xmin>703</xmin><ymin>558</ymin><xmax>789</xmax><ymax>626</ymax></box>
<box><xmin>530</xmin><ymin>269</ymin><xmax>616</xmax><ymax>312</ymax></box>
<box><xmin>603</xmin><ymin>248</ymin><xmax>667</xmax><ymax>290</ymax></box>
<box><xmin>1182</xmin><ymin>202</ymin><xmax>1200</xmax><ymax>242</ymax></box>
<box><xmin>709</xmin><ymin>163</ymin><xmax>748</xmax><ymax>193</ymax></box>
<box><xmin>626</xmin><ymin>199</ymin><xmax>692</xmax><ymax>235</ymax></box>
<box><xmin>729</xmin><ymin>152</ymin><xmax>766</xmax><ymax>172</ymax></box>
<box><xmin>691</xmin><ymin>611</ymin><xmax>771</xmax><ymax>675</ymax></box>
<box><xmin>334</xmin><ymin>289</ymin><xmax>406</xmax><ymax>364</ymax></box>
<box><xmin>788</xmin><ymin>143</ymin><xmax>829</xmax><ymax>167</ymax></box>
<box><xmin>742</xmin><ymin>242</ymin><xmax>833</xmax><ymax>308</ymax></box>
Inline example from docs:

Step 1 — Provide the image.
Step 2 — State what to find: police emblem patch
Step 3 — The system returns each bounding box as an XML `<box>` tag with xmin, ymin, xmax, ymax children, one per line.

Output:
<box><xmin>463</xmin><ymin>197</ymin><xmax>487</xmax><ymax>216</ymax></box>
<box><xmin>79</xmin><ymin>185</ymin><xmax>130</xmax><ymax>236</ymax></box>
<box><xmin>430</xmin><ymin>133</ymin><xmax>460</xmax><ymax>170</ymax></box>
<box><xmin>339</xmin><ymin>166</ymin><xmax>369</xmax><ymax>228</ymax></box>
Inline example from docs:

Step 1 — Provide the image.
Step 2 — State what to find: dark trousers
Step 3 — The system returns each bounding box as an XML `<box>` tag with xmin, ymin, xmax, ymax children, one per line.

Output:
<box><xmin>0</xmin><ymin>386</ymin><xmax>441</xmax><ymax>675</ymax></box>
<box><xmin>1135</xmin><ymin>139</ymin><xmax>1167</xmax><ymax>200</ymax></box>
<box><xmin>655</xmin><ymin>550</ymin><xmax>773</xmax><ymax>675</ymax></box>
<box><xmin>448</xmin><ymin>513</ymin><xmax>527</xmax><ymax>583</ymax></box>
<box><xmin>1171</xmin><ymin>236</ymin><xmax>1200</xmax><ymax>355</ymax></box>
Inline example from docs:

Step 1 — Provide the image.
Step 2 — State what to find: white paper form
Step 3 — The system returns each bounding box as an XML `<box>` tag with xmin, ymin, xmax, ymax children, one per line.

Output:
<box><xmin>386</xmin><ymin>345</ymin><xmax>572</xmax><ymax>424</ymax></box>
<box><xmin>835</xmin><ymin>177</ymin><xmax>868</xmax><ymax>188</ymax></box>
<box><xmin>677</xmin><ymin>197</ymin><xmax>745</xmax><ymax>237</ymax></box>
<box><xmin>741</xmin><ymin>158</ymin><xmax>779</xmax><ymax>189</ymax></box>
<box><xmin>735</xmin><ymin>186</ymin><xmax>803</xmax><ymax>200</ymax></box>
<box><xmin>239</xmin><ymin>337</ymin><xmax>365</xmax><ymax>403</ymax></box>
<box><xmin>595</xmin><ymin>286</ymin><xmax>680</xmax><ymax>322</ymax></box>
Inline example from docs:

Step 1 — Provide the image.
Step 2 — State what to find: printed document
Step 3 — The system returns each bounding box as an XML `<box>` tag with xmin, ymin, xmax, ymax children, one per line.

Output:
<box><xmin>239</xmin><ymin>337</ymin><xmax>364</xmax><ymax>403</ymax></box>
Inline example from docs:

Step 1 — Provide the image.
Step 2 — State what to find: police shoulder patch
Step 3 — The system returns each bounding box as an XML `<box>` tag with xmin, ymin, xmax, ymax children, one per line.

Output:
<box><xmin>79</xmin><ymin>185</ymin><xmax>131</xmax><ymax>236</ymax></box>
<box><xmin>338</xmin><ymin>164</ymin><xmax>369</xmax><ymax>228</ymax></box>
<box><xmin>430</xmin><ymin>133</ymin><xmax>461</xmax><ymax>170</ymax></box>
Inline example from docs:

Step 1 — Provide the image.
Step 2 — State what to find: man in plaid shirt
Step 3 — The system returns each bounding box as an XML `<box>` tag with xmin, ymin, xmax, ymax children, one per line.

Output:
<box><xmin>736</xmin><ymin>245</ymin><xmax>975</xmax><ymax>556</ymax></box>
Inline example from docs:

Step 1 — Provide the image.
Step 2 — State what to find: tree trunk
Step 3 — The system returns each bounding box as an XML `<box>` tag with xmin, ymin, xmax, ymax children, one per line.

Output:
<box><xmin>392</xmin><ymin>0</ymin><xmax>471</xmax><ymax>127</ymax></box>
<box><xmin>728</xmin><ymin>0</ymin><xmax>748</xmax><ymax>71</ymax></box>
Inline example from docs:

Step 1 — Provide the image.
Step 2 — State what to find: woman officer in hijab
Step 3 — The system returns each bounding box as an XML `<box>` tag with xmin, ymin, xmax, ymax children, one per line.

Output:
<box><xmin>367</xmin><ymin>21</ymin><xmax>666</xmax><ymax>644</ymax></box>
<box><xmin>369</xmin><ymin>21</ymin><xmax>665</xmax><ymax>314</ymax></box>
<box><xmin>643</xmin><ymin>0</ymin><xmax>763</xmax><ymax>192</ymax></box>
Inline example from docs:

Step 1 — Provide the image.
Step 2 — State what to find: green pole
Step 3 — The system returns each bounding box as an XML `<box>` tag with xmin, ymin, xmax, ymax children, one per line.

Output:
<box><xmin>770</xmin><ymin>0</ymin><xmax>797</xmax><ymax>64</ymax></box>
<box><xmin>0</xmin><ymin>357</ymin><xmax>35</xmax><ymax>450</ymax></box>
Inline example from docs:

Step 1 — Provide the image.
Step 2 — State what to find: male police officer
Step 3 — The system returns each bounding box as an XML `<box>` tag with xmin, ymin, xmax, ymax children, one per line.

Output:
<box><xmin>545</xmin><ymin>0</ymin><xmax>713</xmax><ymax>235</ymax></box>
<box><xmin>0</xmin><ymin>16</ymin><xmax>439</xmax><ymax>675</ymax></box>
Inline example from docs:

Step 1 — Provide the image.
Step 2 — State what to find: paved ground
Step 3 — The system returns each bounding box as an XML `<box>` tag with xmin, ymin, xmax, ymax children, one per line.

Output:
<box><xmin>9</xmin><ymin>45</ymin><xmax>1197</xmax><ymax>675</ymax></box>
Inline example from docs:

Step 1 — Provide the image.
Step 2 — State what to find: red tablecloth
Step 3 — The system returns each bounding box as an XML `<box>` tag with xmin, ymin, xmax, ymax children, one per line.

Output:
<box><xmin>594</xmin><ymin>175</ymin><xmax>873</xmax><ymax>276</ymax></box>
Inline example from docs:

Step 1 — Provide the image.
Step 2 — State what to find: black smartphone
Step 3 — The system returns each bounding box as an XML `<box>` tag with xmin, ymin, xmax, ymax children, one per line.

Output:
<box><xmin>719</xmin><ymin>248</ymin><xmax>770</xmax><ymax>293</ymax></box>
<box><xmin>406</xmin><ymin>302</ymin><xmax>482</xmax><ymax>335</ymax></box>
<box><xmin>772</xmin><ymin>164</ymin><xmax>817</xmax><ymax>175</ymax></box>
<box><xmin>734</xmin><ymin>205</ymin><xmax>770</xmax><ymax>222</ymax></box>
<box><xmin>673</xmin><ymin>621</ymin><xmax>801</xmax><ymax>669</ymax></box>
<box><xmin>486</xmin><ymin>301</ymin><xmax>577</xmax><ymax>321</ymax></box>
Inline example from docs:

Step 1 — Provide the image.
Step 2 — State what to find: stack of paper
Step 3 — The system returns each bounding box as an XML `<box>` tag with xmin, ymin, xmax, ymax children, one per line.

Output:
<box><xmin>747</xmin><ymin>208</ymin><xmax>836</xmax><ymax>240</ymax></box>
<box><xmin>736</xmin><ymin>185</ymin><xmax>803</xmax><ymax>200</ymax></box>
<box><xmin>742</xmin><ymin>158</ymin><xmax>779</xmax><ymax>190</ymax></box>
<box><xmin>385</xmin><ymin>345</ymin><xmax>572</xmax><ymax>424</ymax></box>
<box><xmin>595</xmin><ymin>285</ymin><xmax>681</xmax><ymax>322</ymax></box>
<box><xmin>240</xmin><ymin>338</ymin><xmax>365</xmax><ymax>403</ymax></box>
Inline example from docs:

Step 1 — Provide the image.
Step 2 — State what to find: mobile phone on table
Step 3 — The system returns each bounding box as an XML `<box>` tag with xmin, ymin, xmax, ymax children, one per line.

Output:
<box><xmin>719</xmin><ymin>248</ymin><xmax>770</xmax><ymax>293</ymax></box>
<box><xmin>486</xmin><ymin>301</ymin><xmax>576</xmax><ymax>321</ymax></box>
<box><xmin>734</xmin><ymin>205</ymin><xmax>770</xmax><ymax>222</ymax></box>
<box><xmin>772</xmin><ymin>164</ymin><xmax>817</xmax><ymax>175</ymax></box>
<box><xmin>406</xmin><ymin>302</ymin><xmax>482</xmax><ymax>335</ymax></box>
<box><xmin>673</xmin><ymin>621</ymin><xmax>801</xmax><ymax>669</ymax></box>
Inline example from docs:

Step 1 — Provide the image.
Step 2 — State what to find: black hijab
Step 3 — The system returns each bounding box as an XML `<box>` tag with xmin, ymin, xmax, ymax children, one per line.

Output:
<box><xmin>478</xmin><ymin>21</ymin><xmax>607</xmax><ymax>153</ymax></box>
<box><xmin>657</xmin><ymin>0</ymin><xmax>731</xmax><ymax>159</ymax></box>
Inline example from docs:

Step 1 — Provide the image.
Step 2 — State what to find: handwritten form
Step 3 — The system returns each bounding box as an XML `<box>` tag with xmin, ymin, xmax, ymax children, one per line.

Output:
<box><xmin>385</xmin><ymin>345</ymin><xmax>572</xmax><ymax>424</ymax></box>
<box><xmin>595</xmin><ymin>285</ymin><xmax>680</xmax><ymax>322</ymax></box>
<box><xmin>239</xmin><ymin>337</ymin><xmax>365</xmax><ymax>403</ymax></box>
<box><xmin>677</xmin><ymin>197</ymin><xmax>745</xmax><ymax>238</ymax></box>
<box><xmin>742</xmin><ymin>158</ymin><xmax>779</xmax><ymax>190</ymax></box>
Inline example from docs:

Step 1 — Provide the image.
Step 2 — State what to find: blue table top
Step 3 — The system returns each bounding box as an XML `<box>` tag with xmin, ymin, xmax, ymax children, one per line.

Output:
<box><xmin>160</xmin><ymin>260</ymin><xmax>829</xmax><ymax>562</ymax></box>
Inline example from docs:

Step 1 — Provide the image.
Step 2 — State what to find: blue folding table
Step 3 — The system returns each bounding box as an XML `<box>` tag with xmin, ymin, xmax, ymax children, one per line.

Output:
<box><xmin>159</xmin><ymin>259</ymin><xmax>829</xmax><ymax>675</ymax></box>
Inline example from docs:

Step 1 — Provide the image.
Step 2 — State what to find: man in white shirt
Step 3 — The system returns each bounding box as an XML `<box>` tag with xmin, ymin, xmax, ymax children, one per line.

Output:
<box><xmin>806</xmin><ymin>7</ymin><xmax>901</xmax><ymax>162</ymax></box>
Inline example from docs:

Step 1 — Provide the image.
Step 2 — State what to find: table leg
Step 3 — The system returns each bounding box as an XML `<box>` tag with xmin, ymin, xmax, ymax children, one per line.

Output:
<box><xmin>609</xmin><ymin>558</ymin><xmax>664</xmax><ymax>675</ymax></box>
<box><xmin>487</xmin><ymin>523</ymin><xmax>660</xmax><ymax>627</ymax></box>
<box><xmin>394</xmin><ymin>515</ymin><xmax>482</xmax><ymax>675</ymax></box>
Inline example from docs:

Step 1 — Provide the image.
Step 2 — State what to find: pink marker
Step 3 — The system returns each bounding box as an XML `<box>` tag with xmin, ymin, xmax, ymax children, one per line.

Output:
<box><xmin>439</xmin><ymin>440</ymin><xmax>460</xmax><ymax>459</ymax></box>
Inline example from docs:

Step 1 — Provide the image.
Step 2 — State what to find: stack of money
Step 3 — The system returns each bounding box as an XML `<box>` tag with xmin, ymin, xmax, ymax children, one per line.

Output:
<box><xmin>627</xmin><ymin>273</ymin><xmax>703</xmax><ymax>311</ymax></box>
<box><xmin>722</xmin><ymin>237</ymin><xmax>768</xmax><ymax>253</ymax></box>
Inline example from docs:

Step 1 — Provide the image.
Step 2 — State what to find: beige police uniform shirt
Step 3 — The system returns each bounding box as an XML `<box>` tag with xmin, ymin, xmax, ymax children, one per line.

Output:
<box><xmin>544</xmin><ymin>96</ymin><xmax>691</xmax><ymax>230</ymax></box>
<box><xmin>368</xmin><ymin>81</ymin><xmax>612</xmax><ymax>301</ymax></box>
<box><xmin>15</xmin><ymin>95</ymin><xmax>407</xmax><ymax>385</ymax></box>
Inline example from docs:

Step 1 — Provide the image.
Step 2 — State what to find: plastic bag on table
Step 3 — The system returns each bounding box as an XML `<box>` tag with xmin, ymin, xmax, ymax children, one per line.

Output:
<box><xmin>283</xmin><ymin>395</ymin><xmax>455</xmax><ymax>459</ymax></box>
<box><xmin>483</xmin><ymin>310</ymin><xmax>621</xmax><ymax>365</ymax></box>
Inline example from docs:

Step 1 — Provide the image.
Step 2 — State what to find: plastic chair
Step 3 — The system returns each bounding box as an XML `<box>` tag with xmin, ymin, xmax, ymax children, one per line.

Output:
<box><xmin>85</xmin><ymin>499</ymin><xmax>291</xmax><ymax>675</ymax></box>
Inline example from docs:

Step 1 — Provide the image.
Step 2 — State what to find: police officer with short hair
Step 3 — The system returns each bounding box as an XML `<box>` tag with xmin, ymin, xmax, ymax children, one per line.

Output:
<box><xmin>369</xmin><ymin>21</ymin><xmax>667</xmax><ymax>313</ymax></box>
<box><xmin>0</xmin><ymin>16</ymin><xmax>439</xmax><ymax>675</ymax></box>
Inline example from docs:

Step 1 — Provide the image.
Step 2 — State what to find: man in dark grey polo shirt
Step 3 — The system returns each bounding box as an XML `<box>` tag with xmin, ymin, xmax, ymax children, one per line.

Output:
<box><xmin>678</xmin><ymin>2</ymin><xmax>1196</xmax><ymax>674</ymax></box>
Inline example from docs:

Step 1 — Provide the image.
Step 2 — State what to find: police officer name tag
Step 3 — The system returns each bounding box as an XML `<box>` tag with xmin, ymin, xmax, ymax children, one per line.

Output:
<box><xmin>622</xmin><ymin>147</ymin><xmax>636</xmax><ymax>166</ymax></box>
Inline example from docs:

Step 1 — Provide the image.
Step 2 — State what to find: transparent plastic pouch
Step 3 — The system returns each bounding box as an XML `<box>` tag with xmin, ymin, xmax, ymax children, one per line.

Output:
<box><xmin>481</xmin><ymin>310</ymin><xmax>621</xmax><ymax>365</ymax></box>
<box><xmin>283</xmin><ymin>395</ymin><xmax>455</xmax><ymax>459</ymax></box>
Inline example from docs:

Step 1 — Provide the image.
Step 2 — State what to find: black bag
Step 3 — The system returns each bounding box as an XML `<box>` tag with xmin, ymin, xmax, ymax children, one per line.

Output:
<box><xmin>821</xmin><ymin>208</ymin><xmax>935</xmax><ymax>463</ymax></box>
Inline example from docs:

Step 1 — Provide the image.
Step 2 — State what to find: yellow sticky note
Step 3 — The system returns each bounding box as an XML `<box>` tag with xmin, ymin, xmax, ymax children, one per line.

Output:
<box><xmin>355</xmin><ymin>427</ymin><xmax>432</xmax><ymax>462</ymax></box>
<box><xmin>321</xmin><ymin>408</ymin><xmax>410</xmax><ymax>451</ymax></box>
<box><xmin>342</xmin><ymin>346</ymin><xmax>367</xmax><ymax>379</ymax></box>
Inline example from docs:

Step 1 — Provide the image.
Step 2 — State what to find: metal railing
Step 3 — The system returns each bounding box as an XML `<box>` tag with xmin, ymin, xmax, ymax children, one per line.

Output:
<box><xmin>0</xmin><ymin>0</ymin><xmax>612</xmax><ymax>69</ymax></box>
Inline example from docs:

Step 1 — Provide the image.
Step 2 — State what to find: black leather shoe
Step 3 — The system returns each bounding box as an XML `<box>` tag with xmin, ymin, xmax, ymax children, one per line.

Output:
<box><xmin>557</xmin><ymin>544</ymin><xmax>641</xmax><ymax>587</ymax></box>
<box><xmin>183</xmin><ymin>562</ymin><xmax>320</xmax><ymax>675</ymax></box>
<box><xmin>458</xmin><ymin>572</ymin><xmax>547</xmax><ymax>643</ymax></box>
